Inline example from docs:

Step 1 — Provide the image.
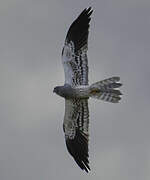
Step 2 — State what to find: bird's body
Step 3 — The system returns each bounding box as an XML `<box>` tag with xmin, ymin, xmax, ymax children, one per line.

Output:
<box><xmin>54</xmin><ymin>84</ymin><xmax>90</xmax><ymax>99</ymax></box>
<box><xmin>53</xmin><ymin>7</ymin><xmax>122</xmax><ymax>172</ymax></box>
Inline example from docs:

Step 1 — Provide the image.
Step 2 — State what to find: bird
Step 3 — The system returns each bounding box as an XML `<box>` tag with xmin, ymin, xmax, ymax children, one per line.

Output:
<box><xmin>53</xmin><ymin>7</ymin><xmax>122</xmax><ymax>173</ymax></box>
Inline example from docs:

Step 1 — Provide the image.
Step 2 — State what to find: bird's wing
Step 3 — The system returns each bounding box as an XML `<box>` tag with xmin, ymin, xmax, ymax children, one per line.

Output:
<box><xmin>63</xmin><ymin>98</ymin><xmax>90</xmax><ymax>172</ymax></box>
<box><xmin>62</xmin><ymin>7</ymin><xmax>93</xmax><ymax>87</ymax></box>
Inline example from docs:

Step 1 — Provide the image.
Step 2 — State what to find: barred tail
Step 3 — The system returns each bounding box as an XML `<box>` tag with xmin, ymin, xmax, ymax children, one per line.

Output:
<box><xmin>89</xmin><ymin>77</ymin><xmax>122</xmax><ymax>103</ymax></box>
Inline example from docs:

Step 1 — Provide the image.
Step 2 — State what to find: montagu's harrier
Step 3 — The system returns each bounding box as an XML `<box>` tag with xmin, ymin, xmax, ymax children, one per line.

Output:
<box><xmin>53</xmin><ymin>7</ymin><xmax>122</xmax><ymax>173</ymax></box>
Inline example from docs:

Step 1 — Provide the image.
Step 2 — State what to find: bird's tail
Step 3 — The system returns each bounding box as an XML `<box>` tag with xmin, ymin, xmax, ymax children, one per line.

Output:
<box><xmin>89</xmin><ymin>77</ymin><xmax>122</xmax><ymax>103</ymax></box>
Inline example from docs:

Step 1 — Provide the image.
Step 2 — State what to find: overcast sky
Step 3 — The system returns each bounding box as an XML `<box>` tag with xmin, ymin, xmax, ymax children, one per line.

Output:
<box><xmin>0</xmin><ymin>0</ymin><xmax>150</xmax><ymax>179</ymax></box>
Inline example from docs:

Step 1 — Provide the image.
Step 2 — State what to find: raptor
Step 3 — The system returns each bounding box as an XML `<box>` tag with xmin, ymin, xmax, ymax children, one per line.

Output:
<box><xmin>53</xmin><ymin>7</ymin><xmax>122</xmax><ymax>172</ymax></box>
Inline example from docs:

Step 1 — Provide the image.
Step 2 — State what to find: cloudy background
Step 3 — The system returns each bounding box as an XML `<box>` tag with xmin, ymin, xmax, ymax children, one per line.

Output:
<box><xmin>0</xmin><ymin>0</ymin><xmax>150</xmax><ymax>179</ymax></box>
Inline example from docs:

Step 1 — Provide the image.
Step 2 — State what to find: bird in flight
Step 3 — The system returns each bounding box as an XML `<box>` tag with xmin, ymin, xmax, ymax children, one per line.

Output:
<box><xmin>53</xmin><ymin>7</ymin><xmax>122</xmax><ymax>173</ymax></box>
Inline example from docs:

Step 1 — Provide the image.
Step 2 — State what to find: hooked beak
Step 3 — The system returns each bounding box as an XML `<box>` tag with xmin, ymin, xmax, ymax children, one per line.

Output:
<box><xmin>53</xmin><ymin>88</ymin><xmax>56</xmax><ymax>93</ymax></box>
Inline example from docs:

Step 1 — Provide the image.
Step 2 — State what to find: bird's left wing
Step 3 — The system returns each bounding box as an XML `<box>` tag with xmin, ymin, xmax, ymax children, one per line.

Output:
<box><xmin>62</xmin><ymin>7</ymin><xmax>93</xmax><ymax>87</ymax></box>
<box><xmin>63</xmin><ymin>98</ymin><xmax>90</xmax><ymax>172</ymax></box>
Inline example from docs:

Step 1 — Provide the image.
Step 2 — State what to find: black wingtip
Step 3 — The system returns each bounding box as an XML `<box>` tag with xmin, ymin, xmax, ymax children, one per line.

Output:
<box><xmin>83</xmin><ymin>7</ymin><xmax>93</xmax><ymax>17</ymax></box>
<box><xmin>65</xmin><ymin>7</ymin><xmax>93</xmax><ymax>52</ymax></box>
<box><xmin>86</xmin><ymin>7</ymin><xmax>93</xmax><ymax>14</ymax></box>
<box><xmin>65</xmin><ymin>129</ymin><xmax>90</xmax><ymax>173</ymax></box>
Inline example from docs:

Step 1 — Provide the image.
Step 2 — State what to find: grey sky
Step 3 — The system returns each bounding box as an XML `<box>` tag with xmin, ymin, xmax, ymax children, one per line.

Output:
<box><xmin>0</xmin><ymin>0</ymin><xmax>150</xmax><ymax>179</ymax></box>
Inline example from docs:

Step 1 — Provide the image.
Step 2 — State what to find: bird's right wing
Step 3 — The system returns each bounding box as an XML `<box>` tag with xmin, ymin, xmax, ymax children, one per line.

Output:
<box><xmin>61</xmin><ymin>7</ymin><xmax>93</xmax><ymax>87</ymax></box>
<box><xmin>63</xmin><ymin>98</ymin><xmax>90</xmax><ymax>172</ymax></box>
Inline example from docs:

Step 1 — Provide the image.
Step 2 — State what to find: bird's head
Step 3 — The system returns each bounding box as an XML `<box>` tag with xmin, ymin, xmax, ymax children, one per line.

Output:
<box><xmin>53</xmin><ymin>86</ymin><xmax>65</xmax><ymax>97</ymax></box>
<box><xmin>53</xmin><ymin>84</ymin><xmax>71</xmax><ymax>98</ymax></box>
<box><xmin>53</xmin><ymin>86</ymin><xmax>60</xmax><ymax>94</ymax></box>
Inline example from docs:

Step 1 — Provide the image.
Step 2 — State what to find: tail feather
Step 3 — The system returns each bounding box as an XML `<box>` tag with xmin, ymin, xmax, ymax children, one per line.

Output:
<box><xmin>106</xmin><ymin>82</ymin><xmax>122</xmax><ymax>89</ymax></box>
<box><xmin>89</xmin><ymin>77</ymin><xmax>122</xmax><ymax>103</ymax></box>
